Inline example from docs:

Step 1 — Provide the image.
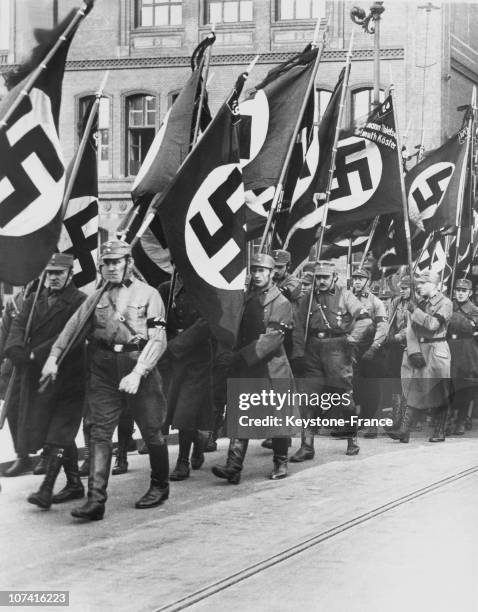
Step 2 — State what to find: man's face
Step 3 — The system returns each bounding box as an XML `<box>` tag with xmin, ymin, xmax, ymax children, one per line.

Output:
<box><xmin>399</xmin><ymin>285</ymin><xmax>411</xmax><ymax>300</ymax></box>
<box><xmin>46</xmin><ymin>269</ymin><xmax>70</xmax><ymax>292</ymax></box>
<box><xmin>315</xmin><ymin>273</ymin><xmax>334</xmax><ymax>292</ymax></box>
<box><xmin>273</xmin><ymin>263</ymin><xmax>288</xmax><ymax>282</ymax></box>
<box><xmin>416</xmin><ymin>280</ymin><xmax>435</xmax><ymax>298</ymax></box>
<box><xmin>301</xmin><ymin>280</ymin><xmax>312</xmax><ymax>295</ymax></box>
<box><xmin>352</xmin><ymin>276</ymin><xmax>368</xmax><ymax>293</ymax></box>
<box><xmin>251</xmin><ymin>266</ymin><xmax>272</xmax><ymax>289</ymax></box>
<box><xmin>102</xmin><ymin>257</ymin><xmax>127</xmax><ymax>284</ymax></box>
<box><xmin>454</xmin><ymin>288</ymin><xmax>471</xmax><ymax>304</ymax></box>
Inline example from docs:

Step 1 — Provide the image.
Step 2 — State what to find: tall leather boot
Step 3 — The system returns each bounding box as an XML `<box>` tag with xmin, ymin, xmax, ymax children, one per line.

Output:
<box><xmin>290</xmin><ymin>434</ymin><xmax>315</xmax><ymax>462</ymax></box>
<box><xmin>429</xmin><ymin>406</ymin><xmax>448</xmax><ymax>442</ymax></box>
<box><xmin>452</xmin><ymin>402</ymin><xmax>469</xmax><ymax>436</ymax></box>
<box><xmin>386</xmin><ymin>395</ymin><xmax>407</xmax><ymax>440</ymax></box>
<box><xmin>396</xmin><ymin>406</ymin><xmax>416</xmax><ymax>443</ymax></box>
<box><xmin>112</xmin><ymin>430</ymin><xmax>129</xmax><ymax>476</ymax></box>
<box><xmin>27</xmin><ymin>447</ymin><xmax>64</xmax><ymax>509</ymax></box>
<box><xmin>135</xmin><ymin>442</ymin><xmax>169</xmax><ymax>509</ymax></box>
<box><xmin>212</xmin><ymin>438</ymin><xmax>248</xmax><ymax>484</ymax></box>
<box><xmin>346</xmin><ymin>436</ymin><xmax>360</xmax><ymax>456</ymax></box>
<box><xmin>191</xmin><ymin>430</ymin><xmax>205</xmax><ymax>470</ymax></box>
<box><xmin>170</xmin><ymin>430</ymin><xmax>193</xmax><ymax>481</ymax></box>
<box><xmin>205</xmin><ymin>403</ymin><xmax>225</xmax><ymax>452</ymax></box>
<box><xmin>51</xmin><ymin>443</ymin><xmax>85</xmax><ymax>504</ymax></box>
<box><xmin>71</xmin><ymin>441</ymin><xmax>112</xmax><ymax>521</ymax></box>
<box><xmin>270</xmin><ymin>454</ymin><xmax>288</xmax><ymax>480</ymax></box>
<box><xmin>78</xmin><ymin>425</ymin><xmax>90</xmax><ymax>478</ymax></box>
<box><xmin>33</xmin><ymin>447</ymin><xmax>49</xmax><ymax>475</ymax></box>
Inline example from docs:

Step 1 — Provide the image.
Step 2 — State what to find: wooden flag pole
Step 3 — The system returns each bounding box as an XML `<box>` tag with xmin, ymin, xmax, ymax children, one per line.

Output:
<box><xmin>358</xmin><ymin>215</ymin><xmax>380</xmax><ymax>268</ymax></box>
<box><xmin>61</xmin><ymin>70</ymin><xmax>109</xmax><ymax>219</ymax></box>
<box><xmin>390</xmin><ymin>82</ymin><xmax>415</xmax><ymax>298</ymax></box>
<box><xmin>192</xmin><ymin>27</ymin><xmax>215</xmax><ymax>148</ymax></box>
<box><xmin>304</xmin><ymin>33</ymin><xmax>354</xmax><ymax>340</ymax></box>
<box><xmin>258</xmin><ymin>18</ymin><xmax>328</xmax><ymax>253</ymax></box>
<box><xmin>450</xmin><ymin>86</ymin><xmax>476</xmax><ymax>291</ymax></box>
<box><xmin>0</xmin><ymin>1</ymin><xmax>92</xmax><ymax>131</ymax></box>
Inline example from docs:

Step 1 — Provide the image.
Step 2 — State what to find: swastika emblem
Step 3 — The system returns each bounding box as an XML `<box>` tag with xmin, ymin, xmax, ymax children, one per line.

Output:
<box><xmin>185</xmin><ymin>163</ymin><xmax>246</xmax><ymax>290</ymax></box>
<box><xmin>0</xmin><ymin>88</ymin><xmax>64</xmax><ymax>236</ymax></box>
<box><xmin>329</xmin><ymin>136</ymin><xmax>382</xmax><ymax>212</ymax></box>
<box><xmin>408</xmin><ymin>162</ymin><xmax>455</xmax><ymax>223</ymax></box>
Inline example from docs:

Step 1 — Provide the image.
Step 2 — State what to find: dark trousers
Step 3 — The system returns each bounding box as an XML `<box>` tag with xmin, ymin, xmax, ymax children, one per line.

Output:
<box><xmin>88</xmin><ymin>348</ymin><xmax>166</xmax><ymax>446</ymax></box>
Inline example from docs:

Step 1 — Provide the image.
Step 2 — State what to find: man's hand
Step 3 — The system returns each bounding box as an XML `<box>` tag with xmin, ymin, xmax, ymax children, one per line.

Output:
<box><xmin>40</xmin><ymin>356</ymin><xmax>58</xmax><ymax>384</ymax></box>
<box><xmin>119</xmin><ymin>371</ymin><xmax>142</xmax><ymax>394</ymax></box>
<box><xmin>407</xmin><ymin>301</ymin><xmax>416</xmax><ymax>313</ymax></box>
<box><xmin>408</xmin><ymin>352</ymin><xmax>426</xmax><ymax>369</ymax></box>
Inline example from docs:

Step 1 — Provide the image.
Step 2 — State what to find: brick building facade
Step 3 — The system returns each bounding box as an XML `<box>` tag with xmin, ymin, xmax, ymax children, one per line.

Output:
<box><xmin>1</xmin><ymin>0</ymin><xmax>478</xmax><ymax>234</ymax></box>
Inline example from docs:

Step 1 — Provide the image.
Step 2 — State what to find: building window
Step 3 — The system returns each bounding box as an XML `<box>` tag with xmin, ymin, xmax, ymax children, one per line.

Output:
<box><xmin>351</xmin><ymin>87</ymin><xmax>385</xmax><ymax>125</ymax></box>
<box><xmin>79</xmin><ymin>96</ymin><xmax>111</xmax><ymax>178</ymax></box>
<box><xmin>205</xmin><ymin>0</ymin><xmax>253</xmax><ymax>24</ymax></box>
<box><xmin>276</xmin><ymin>0</ymin><xmax>324</xmax><ymax>20</ymax></box>
<box><xmin>316</xmin><ymin>88</ymin><xmax>332</xmax><ymax>122</ymax></box>
<box><xmin>125</xmin><ymin>94</ymin><xmax>157</xmax><ymax>176</ymax></box>
<box><xmin>137</xmin><ymin>0</ymin><xmax>182</xmax><ymax>27</ymax></box>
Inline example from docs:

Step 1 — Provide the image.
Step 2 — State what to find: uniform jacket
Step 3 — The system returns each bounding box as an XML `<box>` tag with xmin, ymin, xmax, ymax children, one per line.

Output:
<box><xmin>0</xmin><ymin>293</ymin><xmax>24</xmax><ymax>398</ymax></box>
<box><xmin>237</xmin><ymin>284</ymin><xmax>294</xmax><ymax>382</ymax></box>
<box><xmin>447</xmin><ymin>299</ymin><xmax>478</xmax><ymax>381</ymax></box>
<box><xmin>277</xmin><ymin>274</ymin><xmax>302</xmax><ymax>303</ymax></box>
<box><xmin>401</xmin><ymin>291</ymin><xmax>452</xmax><ymax>409</ymax></box>
<box><xmin>5</xmin><ymin>283</ymin><xmax>87</xmax><ymax>453</ymax></box>
<box><xmin>291</xmin><ymin>284</ymin><xmax>372</xmax><ymax>360</ymax></box>
<box><xmin>387</xmin><ymin>295</ymin><xmax>410</xmax><ymax>344</ymax></box>
<box><xmin>353</xmin><ymin>289</ymin><xmax>388</xmax><ymax>350</ymax></box>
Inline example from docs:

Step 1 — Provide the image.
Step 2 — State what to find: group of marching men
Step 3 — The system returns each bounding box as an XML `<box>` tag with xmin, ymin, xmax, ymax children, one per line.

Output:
<box><xmin>0</xmin><ymin>240</ymin><xmax>477</xmax><ymax>520</ymax></box>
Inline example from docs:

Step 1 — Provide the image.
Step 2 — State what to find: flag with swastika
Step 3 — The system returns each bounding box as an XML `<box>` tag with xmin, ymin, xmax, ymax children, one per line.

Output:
<box><xmin>0</xmin><ymin>7</ymin><xmax>91</xmax><ymax>286</ymax></box>
<box><xmin>57</xmin><ymin>107</ymin><xmax>99</xmax><ymax>294</ymax></box>
<box><xmin>156</xmin><ymin>74</ymin><xmax>248</xmax><ymax>348</ymax></box>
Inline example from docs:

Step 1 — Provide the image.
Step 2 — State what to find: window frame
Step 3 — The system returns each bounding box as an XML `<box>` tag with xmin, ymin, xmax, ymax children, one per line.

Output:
<box><xmin>123</xmin><ymin>91</ymin><xmax>159</xmax><ymax>178</ymax></box>
<box><xmin>275</xmin><ymin>0</ymin><xmax>323</xmax><ymax>21</ymax></box>
<box><xmin>77</xmin><ymin>93</ymin><xmax>113</xmax><ymax>179</ymax></box>
<box><xmin>350</xmin><ymin>86</ymin><xmax>386</xmax><ymax>127</ymax></box>
<box><xmin>203</xmin><ymin>0</ymin><xmax>254</xmax><ymax>26</ymax></box>
<box><xmin>135</xmin><ymin>0</ymin><xmax>183</xmax><ymax>28</ymax></box>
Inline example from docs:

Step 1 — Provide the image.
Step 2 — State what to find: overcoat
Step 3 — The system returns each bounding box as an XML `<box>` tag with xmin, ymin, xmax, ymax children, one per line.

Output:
<box><xmin>401</xmin><ymin>291</ymin><xmax>452</xmax><ymax>409</ymax></box>
<box><xmin>447</xmin><ymin>299</ymin><xmax>478</xmax><ymax>386</ymax></box>
<box><xmin>5</xmin><ymin>283</ymin><xmax>87</xmax><ymax>454</ymax></box>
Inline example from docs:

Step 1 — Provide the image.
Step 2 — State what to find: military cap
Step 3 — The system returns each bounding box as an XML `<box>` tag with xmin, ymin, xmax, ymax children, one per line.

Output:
<box><xmin>398</xmin><ymin>275</ymin><xmax>411</xmax><ymax>288</ymax></box>
<box><xmin>302</xmin><ymin>261</ymin><xmax>315</xmax><ymax>274</ymax></box>
<box><xmin>351</xmin><ymin>267</ymin><xmax>370</xmax><ymax>280</ymax></box>
<box><xmin>314</xmin><ymin>260</ymin><xmax>335</xmax><ymax>276</ymax></box>
<box><xmin>100</xmin><ymin>240</ymin><xmax>131</xmax><ymax>261</ymax></box>
<box><xmin>45</xmin><ymin>253</ymin><xmax>74</xmax><ymax>271</ymax></box>
<box><xmin>455</xmin><ymin>278</ymin><xmax>472</xmax><ymax>290</ymax></box>
<box><xmin>415</xmin><ymin>270</ymin><xmax>440</xmax><ymax>285</ymax></box>
<box><xmin>271</xmin><ymin>249</ymin><xmax>291</xmax><ymax>265</ymax></box>
<box><xmin>250</xmin><ymin>253</ymin><xmax>275</xmax><ymax>269</ymax></box>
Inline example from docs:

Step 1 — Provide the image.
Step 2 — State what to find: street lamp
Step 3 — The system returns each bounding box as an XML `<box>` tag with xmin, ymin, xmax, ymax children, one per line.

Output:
<box><xmin>350</xmin><ymin>1</ymin><xmax>385</xmax><ymax>107</ymax></box>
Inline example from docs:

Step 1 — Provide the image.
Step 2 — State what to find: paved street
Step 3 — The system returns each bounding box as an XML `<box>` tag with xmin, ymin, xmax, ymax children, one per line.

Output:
<box><xmin>0</xmin><ymin>431</ymin><xmax>477</xmax><ymax>612</ymax></box>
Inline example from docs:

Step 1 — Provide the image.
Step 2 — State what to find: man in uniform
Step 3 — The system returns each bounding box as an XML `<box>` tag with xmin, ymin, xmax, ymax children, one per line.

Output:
<box><xmin>5</xmin><ymin>254</ymin><xmax>87</xmax><ymax>508</ymax></box>
<box><xmin>41</xmin><ymin>241</ymin><xmax>169</xmax><ymax>521</ymax></box>
<box><xmin>290</xmin><ymin>261</ymin><xmax>372</xmax><ymax>461</ymax></box>
<box><xmin>397</xmin><ymin>270</ymin><xmax>453</xmax><ymax>443</ymax></box>
<box><xmin>384</xmin><ymin>275</ymin><xmax>412</xmax><ymax>434</ymax></box>
<box><xmin>447</xmin><ymin>278</ymin><xmax>478</xmax><ymax>435</ymax></box>
<box><xmin>351</xmin><ymin>268</ymin><xmax>388</xmax><ymax>438</ymax></box>
<box><xmin>212</xmin><ymin>253</ymin><xmax>294</xmax><ymax>483</ymax></box>
<box><xmin>272</xmin><ymin>249</ymin><xmax>302</xmax><ymax>304</ymax></box>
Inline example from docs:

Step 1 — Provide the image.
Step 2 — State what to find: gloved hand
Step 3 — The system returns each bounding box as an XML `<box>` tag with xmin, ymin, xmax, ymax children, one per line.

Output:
<box><xmin>290</xmin><ymin>357</ymin><xmax>305</xmax><ymax>376</ymax></box>
<box><xmin>408</xmin><ymin>352</ymin><xmax>426</xmax><ymax>369</ymax></box>
<box><xmin>6</xmin><ymin>346</ymin><xmax>32</xmax><ymax>367</ymax></box>
<box><xmin>407</xmin><ymin>301</ymin><xmax>416</xmax><ymax>313</ymax></box>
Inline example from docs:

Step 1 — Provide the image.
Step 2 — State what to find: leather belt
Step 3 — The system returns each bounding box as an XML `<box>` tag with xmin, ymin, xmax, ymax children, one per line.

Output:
<box><xmin>448</xmin><ymin>333</ymin><xmax>473</xmax><ymax>340</ymax></box>
<box><xmin>418</xmin><ymin>337</ymin><xmax>446</xmax><ymax>344</ymax></box>
<box><xmin>91</xmin><ymin>339</ymin><xmax>147</xmax><ymax>352</ymax></box>
<box><xmin>310</xmin><ymin>331</ymin><xmax>346</xmax><ymax>340</ymax></box>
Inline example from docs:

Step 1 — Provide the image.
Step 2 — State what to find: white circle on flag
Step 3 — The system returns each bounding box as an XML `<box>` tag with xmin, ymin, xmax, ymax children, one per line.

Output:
<box><xmin>329</xmin><ymin>136</ymin><xmax>382</xmax><ymax>212</ymax></box>
<box><xmin>408</xmin><ymin>162</ymin><xmax>455</xmax><ymax>221</ymax></box>
<box><xmin>185</xmin><ymin>163</ymin><xmax>246</xmax><ymax>290</ymax></box>
<box><xmin>238</xmin><ymin>90</ymin><xmax>269</xmax><ymax>168</ymax></box>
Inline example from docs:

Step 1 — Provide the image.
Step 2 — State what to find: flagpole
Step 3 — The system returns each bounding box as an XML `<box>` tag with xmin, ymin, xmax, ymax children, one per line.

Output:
<box><xmin>0</xmin><ymin>1</ymin><xmax>93</xmax><ymax>131</ymax></box>
<box><xmin>258</xmin><ymin>18</ymin><xmax>328</xmax><ymax>253</ymax></box>
<box><xmin>450</xmin><ymin>86</ymin><xmax>476</xmax><ymax>290</ymax></box>
<box><xmin>130</xmin><ymin>56</ymin><xmax>260</xmax><ymax>249</ymax></box>
<box><xmin>192</xmin><ymin>27</ymin><xmax>215</xmax><ymax>147</ymax></box>
<box><xmin>60</xmin><ymin>70</ymin><xmax>109</xmax><ymax>219</ymax></box>
<box><xmin>304</xmin><ymin>34</ymin><xmax>354</xmax><ymax>340</ymax></box>
<box><xmin>440</xmin><ymin>235</ymin><xmax>451</xmax><ymax>289</ymax></box>
<box><xmin>346</xmin><ymin>235</ymin><xmax>353</xmax><ymax>288</ymax></box>
<box><xmin>358</xmin><ymin>215</ymin><xmax>380</xmax><ymax>268</ymax></box>
<box><xmin>390</xmin><ymin>82</ymin><xmax>415</xmax><ymax>297</ymax></box>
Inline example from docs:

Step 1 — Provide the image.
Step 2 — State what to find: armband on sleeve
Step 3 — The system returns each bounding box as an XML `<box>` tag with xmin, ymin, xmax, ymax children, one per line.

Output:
<box><xmin>375</xmin><ymin>316</ymin><xmax>388</xmax><ymax>323</ymax></box>
<box><xmin>147</xmin><ymin>317</ymin><xmax>166</xmax><ymax>329</ymax></box>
